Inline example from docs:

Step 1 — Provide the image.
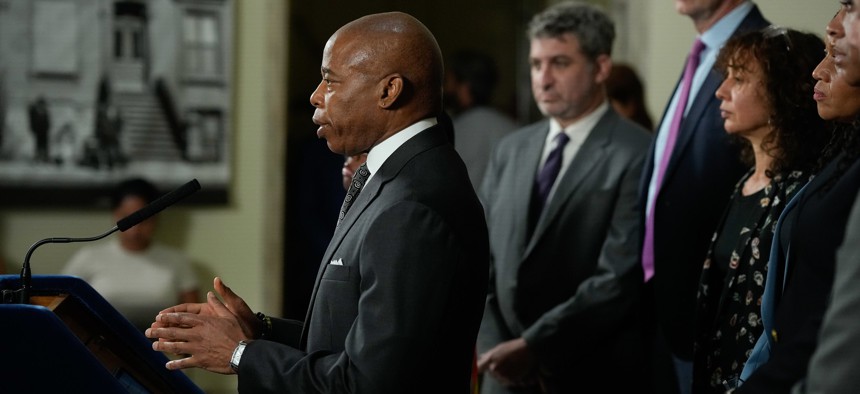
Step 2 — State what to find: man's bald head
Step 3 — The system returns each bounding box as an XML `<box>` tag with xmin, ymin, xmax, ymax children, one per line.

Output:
<box><xmin>332</xmin><ymin>12</ymin><xmax>444</xmax><ymax>116</ymax></box>
<box><xmin>310</xmin><ymin>13</ymin><xmax>445</xmax><ymax>155</ymax></box>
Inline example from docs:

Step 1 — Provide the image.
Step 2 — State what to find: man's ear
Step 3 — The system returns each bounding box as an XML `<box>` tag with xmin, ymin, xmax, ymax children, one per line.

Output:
<box><xmin>379</xmin><ymin>74</ymin><xmax>404</xmax><ymax>108</ymax></box>
<box><xmin>593</xmin><ymin>54</ymin><xmax>613</xmax><ymax>85</ymax></box>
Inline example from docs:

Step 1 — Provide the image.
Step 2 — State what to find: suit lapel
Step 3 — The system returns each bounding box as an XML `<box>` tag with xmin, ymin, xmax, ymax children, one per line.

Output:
<box><xmin>661</xmin><ymin>6</ymin><xmax>769</xmax><ymax>188</ymax></box>
<box><xmin>524</xmin><ymin>111</ymin><xmax>614</xmax><ymax>257</ymax></box>
<box><xmin>513</xmin><ymin>123</ymin><xmax>550</xmax><ymax>249</ymax></box>
<box><xmin>662</xmin><ymin>69</ymin><xmax>721</xmax><ymax>184</ymax></box>
<box><xmin>652</xmin><ymin>5</ymin><xmax>769</xmax><ymax>193</ymax></box>
<box><xmin>299</xmin><ymin>124</ymin><xmax>448</xmax><ymax>349</ymax></box>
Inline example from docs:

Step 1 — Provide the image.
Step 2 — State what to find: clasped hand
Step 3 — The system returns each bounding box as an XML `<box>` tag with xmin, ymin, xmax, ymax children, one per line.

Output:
<box><xmin>476</xmin><ymin>337</ymin><xmax>538</xmax><ymax>388</ymax></box>
<box><xmin>145</xmin><ymin>277</ymin><xmax>260</xmax><ymax>374</ymax></box>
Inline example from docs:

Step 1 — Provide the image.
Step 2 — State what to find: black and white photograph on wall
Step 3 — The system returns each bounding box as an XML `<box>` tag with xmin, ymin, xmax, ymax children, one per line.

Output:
<box><xmin>0</xmin><ymin>0</ymin><xmax>232</xmax><ymax>204</ymax></box>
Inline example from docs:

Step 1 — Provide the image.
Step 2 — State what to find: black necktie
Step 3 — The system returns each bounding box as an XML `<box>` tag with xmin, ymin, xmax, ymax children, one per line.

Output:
<box><xmin>338</xmin><ymin>163</ymin><xmax>370</xmax><ymax>227</ymax></box>
<box><xmin>536</xmin><ymin>132</ymin><xmax>570</xmax><ymax>208</ymax></box>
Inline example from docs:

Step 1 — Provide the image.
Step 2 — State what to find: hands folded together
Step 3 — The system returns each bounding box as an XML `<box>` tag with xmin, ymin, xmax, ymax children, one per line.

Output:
<box><xmin>145</xmin><ymin>277</ymin><xmax>261</xmax><ymax>374</ymax></box>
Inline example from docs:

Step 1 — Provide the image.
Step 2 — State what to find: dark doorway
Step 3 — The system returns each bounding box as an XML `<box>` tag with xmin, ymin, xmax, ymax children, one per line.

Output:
<box><xmin>112</xmin><ymin>2</ymin><xmax>148</xmax><ymax>93</ymax></box>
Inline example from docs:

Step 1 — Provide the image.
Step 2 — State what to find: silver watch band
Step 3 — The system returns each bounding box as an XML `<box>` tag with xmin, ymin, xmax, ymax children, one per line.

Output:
<box><xmin>230</xmin><ymin>340</ymin><xmax>248</xmax><ymax>373</ymax></box>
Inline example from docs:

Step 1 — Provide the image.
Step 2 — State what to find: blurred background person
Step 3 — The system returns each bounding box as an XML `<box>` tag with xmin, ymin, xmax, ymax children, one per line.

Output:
<box><xmin>341</xmin><ymin>152</ymin><xmax>368</xmax><ymax>191</ymax></box>
<box><xmin>62</xmin><ymin>178</ymin><xmax>199</xmax><ymax>331</ymax></box>
<box><xmin>478</xmin><ymin>2</ymin><xmax>650</xmax><ymax>392</ymax></box>
<box><xmin>639</xmin><ymin>2</ymin><xmax>770</xmax><ymax>393</ymax></box>
<box><xmin>444</xmin><ymin>49</ymin><xmax>517</xmax><ymax>188</ymax></box>
<box><xmin>607</xmin><ymin>63</ymin><xmax>654</xmax><ymax>131</ymax></box>
<box><xmin>28</xmin><ymin>96</ymin><xmax>50</xmax><ymax>163</ymax></box>
<box><xmin>738</xmin><ymin>12</ymin><xmax>860</xmax><ymax>393</ymax></box>
<box><xmin>800</xmin><ymin>3</ymin><xmax>860</xmax><ymax>392</ymax></box>
<box><xmin>692</xmin><ymin>27</ymin><xmax>827</xmax><ymax>393</ymax></box>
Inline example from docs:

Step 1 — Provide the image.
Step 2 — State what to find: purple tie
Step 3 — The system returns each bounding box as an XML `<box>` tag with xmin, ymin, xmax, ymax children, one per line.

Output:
<box><xmin>536</xmin><ymin>132</ymin><xmax>570</xmax><ymax>208</ymax></box>
<box><xmin>642</xmin><ymin>38</ymin><xmax>706</xmax><ymax>282</ymax></box>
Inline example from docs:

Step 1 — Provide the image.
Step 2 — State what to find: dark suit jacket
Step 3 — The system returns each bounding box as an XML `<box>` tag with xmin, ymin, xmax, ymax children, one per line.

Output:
<box><xmin>639</xmin><ymin>5</ymin><xmax>769</xmax><ymax>360</ymax></box>
<box><xmin>479</xmin><ymin>108</ymin><xmax>651</xmax><ymax>393</ymax></box>
<box><xmin>236</xmin><ymin>124</ymin><xmax>490</xmax><ymax>393</ymax></box>
<box><xmin>738</xmin><ymin>154</ymin><xmax>860</xmax><ymax>393</ymax></box>
<box><xmin>801</xmin><ymin>171</ymin><xmax>860</xmax><ymax>393</ymax></box>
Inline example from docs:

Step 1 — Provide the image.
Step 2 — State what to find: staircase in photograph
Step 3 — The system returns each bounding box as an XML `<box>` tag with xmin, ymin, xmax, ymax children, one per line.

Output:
<box><xmin>114</xmin><ymin>92</ymin><xmax>183</xmax><ymax>162</ymax></box>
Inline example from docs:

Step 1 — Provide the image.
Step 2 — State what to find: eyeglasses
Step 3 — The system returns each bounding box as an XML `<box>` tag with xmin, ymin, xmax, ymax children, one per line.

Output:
<box><xmin>763</xmin><ymin>25</ymin><xmax>792</xmax><ymax>52</ymax></box>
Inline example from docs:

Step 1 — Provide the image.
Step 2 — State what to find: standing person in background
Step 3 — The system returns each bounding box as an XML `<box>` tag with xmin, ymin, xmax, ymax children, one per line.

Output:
<box><xmin>607</xmin><ymin>63</ymin><xmax>654</xmax><ymax>131</ymax></box>
<box><xmin>445</xmin><ymin>50</ymin><xmax>517</xmax><ymax>188</ymax></box>
<box><xmin>63</xmin><ymin>178</ymin><xmax>199</xmax><ymax>331</ymax></box>
<box><xmin>798</xmin><ymin>2</ymin><xmax>860</xmax><ymax>391</ymax></box>
<box><xmin>692</xmin><ymin>27</ymin><xmax>827</xmax><ymax>393</ymax></box>
<box><xmin>478</xmin><ymin>2</ymin><xmax>650</xmax><ymax>392</ymax></box>
<box><xmin>795</xmin><ymin>4</ymin><xmax>860</xmax><ymax>392</ymax></box>
<box><xmin>340</xmin><ymin>153</ymin><xmax>368</xmax><ymax>191</ymax></box>
<box><xmin>28</xmin><ymin>96</ymin><xmax>50</xmax><ymax>163</ymax></box>
<box><xmin>739</xmin><ymin>3</ymin><xmax>860</xmax><ymax>392</ymax></box>
<box><xmin>639</xmin><ymin>1</ymin><xmax>769</xmax><ymax>393</ymax></box>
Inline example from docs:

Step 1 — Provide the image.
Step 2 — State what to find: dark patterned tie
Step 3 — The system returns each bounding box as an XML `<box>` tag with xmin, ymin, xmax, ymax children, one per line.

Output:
<box><xmin>337</xmin><ymin>163</ymin><xmax>370</xmax><ymax>227</ymax></box>
<box><xmin>536</xmin><ymin>132</ymin><xmax>570</xmax><ymax>208</ymax></box>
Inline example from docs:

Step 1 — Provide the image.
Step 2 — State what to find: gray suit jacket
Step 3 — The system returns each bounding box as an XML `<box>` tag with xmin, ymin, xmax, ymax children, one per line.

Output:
<box><xmin>237</xmin><ymin>124</ymin><xmax>490</xmax><ymax>393</ymax></box>
<box><xmin>479</xmin><ymin>108</ymin><xmax>651</xmax><ymax>392</ymax></box>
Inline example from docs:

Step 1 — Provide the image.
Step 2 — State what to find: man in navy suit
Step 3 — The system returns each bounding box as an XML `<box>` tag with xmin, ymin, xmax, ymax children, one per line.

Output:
<box><xmin>639</xmin><ymin>1</ymin><xmax>768</xmax><ymax>393</ymax></box>
<box><xmin>145</xmin><ymin>12</ymin><xmax>489</xmax><ymax>393</ymax></box>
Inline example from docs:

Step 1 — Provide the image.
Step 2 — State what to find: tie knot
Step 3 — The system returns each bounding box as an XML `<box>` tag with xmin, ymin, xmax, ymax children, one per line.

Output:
<box><xmin>691</xmin><ymin>38</ymin><xmax>706</xmax><ymax>58</ymax></box>
<box><xmin>554</xmin><ymin>132</ymin><xmax>570</xmax><ymax>147</ymax></box>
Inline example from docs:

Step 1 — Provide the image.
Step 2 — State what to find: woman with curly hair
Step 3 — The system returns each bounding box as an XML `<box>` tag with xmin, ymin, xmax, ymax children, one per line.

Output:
<box><xmin>691</xmin><ymin>27</ymin><xmax>829</xmax><ymax>393</ymax></box>
<box><xmin>738</xmin><ymin>5</ymin><xmax>860</xmax><ymax>393</ymax></box>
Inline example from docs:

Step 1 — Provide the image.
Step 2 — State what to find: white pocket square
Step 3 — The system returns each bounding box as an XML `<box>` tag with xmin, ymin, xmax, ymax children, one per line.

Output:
<box><xmin>330</xmin><ymin>258</ymin><xmax>343</xmax><ymax>266</ymax></box>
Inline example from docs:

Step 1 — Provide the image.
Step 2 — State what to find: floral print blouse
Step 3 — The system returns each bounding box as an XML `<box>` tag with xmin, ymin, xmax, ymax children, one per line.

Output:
<box><xmin>692</xmin><ymin>170</ymin><xmax>807</xmax><ymax>393</ymax></box>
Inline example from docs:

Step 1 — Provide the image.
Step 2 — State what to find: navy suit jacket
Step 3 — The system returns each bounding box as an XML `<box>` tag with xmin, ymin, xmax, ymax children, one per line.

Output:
<box><xmin>639</xmin><ymin>5</ymin><xmax>769</xmax><ymax>360</ymax></box>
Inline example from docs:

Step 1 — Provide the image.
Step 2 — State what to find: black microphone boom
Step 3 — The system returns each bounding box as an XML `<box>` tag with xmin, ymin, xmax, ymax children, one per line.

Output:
<box><xmin>3</xmin><ymin>179</ymin><xmax>201</xmax><ymax>305</ymax></box>
<box><xmin>117</xmin><ymin>179</ymin><xmax>201</xmax><ymax>231</ymax></box>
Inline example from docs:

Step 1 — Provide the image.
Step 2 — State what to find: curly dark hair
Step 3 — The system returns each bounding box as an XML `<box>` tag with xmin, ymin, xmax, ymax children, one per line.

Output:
<box><xmin>715</xmin><ymin>27</ymin><xmax>830</xmax><ymax>177</ymax></box>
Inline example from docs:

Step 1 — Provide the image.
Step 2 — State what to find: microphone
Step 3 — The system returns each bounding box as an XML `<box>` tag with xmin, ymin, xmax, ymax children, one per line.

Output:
<box><xmin>3</xmin><ymin>179</ymin><xmax>201</xmax><ymax>304</ymax></box>
<box><xmin>117</xmin><ymin>179</ymin><xmax>201</xmax><ymax>231</ymax></box>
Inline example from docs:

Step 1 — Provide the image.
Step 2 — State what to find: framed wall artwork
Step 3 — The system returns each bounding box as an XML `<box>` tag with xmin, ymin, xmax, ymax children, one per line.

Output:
<box><xmin>0</xmin><ymin>0</ymin><xmax>232</xmax><ymax>205</ymax></box>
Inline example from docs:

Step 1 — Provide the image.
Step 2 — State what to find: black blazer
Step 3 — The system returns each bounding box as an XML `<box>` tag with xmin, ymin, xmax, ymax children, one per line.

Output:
<box><xmin>237</xmin><ymin>124</ymin><xmax>490</xmax><ymax>393</ymax></box>
<box><xmin>639</xmin><ymin>5</ymin><xmax>770</xmax><ymax>360</ymax></box>
<box><xmin>738</xmin><ymin>155</ymin><xmax>860</xmax><ymax>393</ymax></box>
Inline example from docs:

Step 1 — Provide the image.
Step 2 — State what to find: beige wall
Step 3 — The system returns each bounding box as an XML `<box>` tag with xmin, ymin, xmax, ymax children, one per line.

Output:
<box><xmin>0</xmin><ymin>0</ymin><xmax>838</xmax><ymax>392</ymax></box>
<box><xmin>0</xmin><ymin>1</ymin><xmax>285</xmax><ymax>392</ymax></box>
<box><xmin>628</xmin><ymin>0</ymin><xmax>835</xmax><ymax>123</ymax></box>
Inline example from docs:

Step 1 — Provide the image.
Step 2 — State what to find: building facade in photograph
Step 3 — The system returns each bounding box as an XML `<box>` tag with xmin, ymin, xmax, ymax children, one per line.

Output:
<box><xmin>0</xmin><ymin>0</ymin><xmax>232</xmax><ymax>201</ymax></box>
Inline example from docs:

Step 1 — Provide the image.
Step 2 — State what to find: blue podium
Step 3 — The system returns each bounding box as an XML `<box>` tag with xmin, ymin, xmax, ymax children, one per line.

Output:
<box><xmin>0</xmin><ymin>275</ymin><xmax>202</xmax><ymax>393</ymax></box>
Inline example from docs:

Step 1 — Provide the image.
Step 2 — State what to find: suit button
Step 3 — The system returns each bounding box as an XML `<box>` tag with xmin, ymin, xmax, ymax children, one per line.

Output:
<box><xmin>771</xmin><ymin>329</ymin><xmax>778</xmax><ymax>342</ymax></box>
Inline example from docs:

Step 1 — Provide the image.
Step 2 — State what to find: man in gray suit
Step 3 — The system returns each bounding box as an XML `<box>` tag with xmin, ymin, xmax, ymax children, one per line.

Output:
<box><xmin>145</xmin><ymin>12</ymin><xmax>489</xmax><ymax>393</ymax></box>
<box><xmin>476</xmin><ymin>2</ymin><xmax>650</xmax><ymax>393</ymax></box>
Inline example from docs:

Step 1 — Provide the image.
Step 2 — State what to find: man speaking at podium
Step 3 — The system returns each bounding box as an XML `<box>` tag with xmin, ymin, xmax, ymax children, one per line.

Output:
<box><xmin>145</xmin><ymin>11</ymin><xmax>489</xmax><ymax>393</ymax></box>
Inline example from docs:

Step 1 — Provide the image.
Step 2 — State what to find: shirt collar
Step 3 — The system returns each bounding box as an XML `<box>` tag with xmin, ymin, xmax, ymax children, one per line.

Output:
<box><xmin>700</xmin><ymin>1</ymin><xmax>753</xmax><ymax>50</ymax></box>
<box><xmin>547</xmin><ymin>101</ymin><xmax>609</xmax><ymax>144</ymax></box>
<box><xmin>365</xmin><ymin>117</ymin><xmax>437</xmax><ymax>184</ymax></box>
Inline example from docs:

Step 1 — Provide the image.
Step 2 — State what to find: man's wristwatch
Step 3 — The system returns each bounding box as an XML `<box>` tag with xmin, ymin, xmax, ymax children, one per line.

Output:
<box><xmin>230</xmin><ymin>340</ymin><xmax>248</xmax><ymax>373</ymax></box>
